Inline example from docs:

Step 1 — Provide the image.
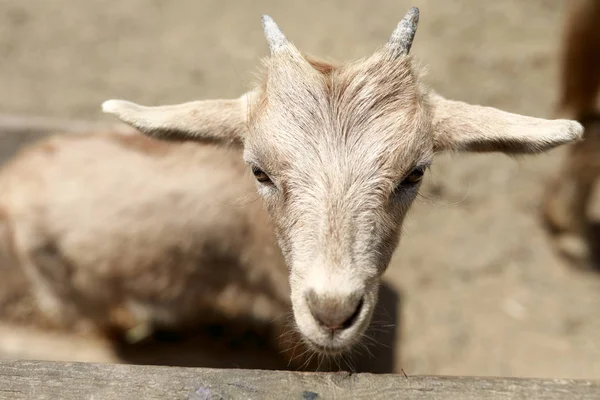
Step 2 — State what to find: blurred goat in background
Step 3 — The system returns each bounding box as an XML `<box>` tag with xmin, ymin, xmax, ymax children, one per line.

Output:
<box><xmin>542</xmin><ymin>0</ymin><xmax>600</xmax><ymax>269</ymax></box>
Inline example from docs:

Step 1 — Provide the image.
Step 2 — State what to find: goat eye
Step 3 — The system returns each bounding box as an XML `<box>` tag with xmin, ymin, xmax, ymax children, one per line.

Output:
<box><xmin>252</xmin><ymin>166</ymin><xmax>272</xmax><ymax>184</ymax></box>
<box><xmin>401</xmin><ymin>167</ymin><xmax>425</xmax><ymax>186</ymax></box>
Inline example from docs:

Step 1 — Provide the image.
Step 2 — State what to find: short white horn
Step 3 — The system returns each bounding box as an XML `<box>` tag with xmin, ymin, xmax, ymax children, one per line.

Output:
<box><xmin>386</xmin><ymin>7</ymin><xmax>420</xmax><ymax>57</ymax></box>
<box><xmin>261</xmin><ymin>15</ymin><xmax>289</xmax><ymax>53</ymax></box>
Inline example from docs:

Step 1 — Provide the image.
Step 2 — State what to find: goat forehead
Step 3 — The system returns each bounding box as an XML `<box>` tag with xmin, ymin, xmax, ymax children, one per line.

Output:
<box><xmin>250</xmin><ymin>54</ymin><xmax>431</xmax><ymax>169</ymax></box>
<box><xmin>264</xmin><ymin>56</ymin><xmax>422</xmax><ymax>123</ymax></box>
<box><xmin>251</xmin><ymin>112</ymin><xmax>431</xmax><ymax>185</ymax></box>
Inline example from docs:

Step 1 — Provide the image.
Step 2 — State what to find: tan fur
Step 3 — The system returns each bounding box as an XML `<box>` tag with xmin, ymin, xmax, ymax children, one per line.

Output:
<box><xmin>102</xmin><ymin>98</ymin><xmax>248</xmax><ymax>146</ymax></box>
<box><xmin>102</xmin><ymin>10</ymin><xmax>583</xmax><ymax>354</ymax></box>
<box><xmin>541</xmin><ymin>0</ymin><xmax>600</xmax><ymax>267</ymax></box>
<box><xmin>0</xmin><ymin>132</ymin><xmax>290</xmax><ymax>339</ymax></box>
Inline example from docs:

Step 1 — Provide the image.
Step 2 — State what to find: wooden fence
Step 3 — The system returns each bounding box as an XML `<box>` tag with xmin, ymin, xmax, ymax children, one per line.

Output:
<box><xmin>1</xmin><ymin>359</ymin><xmax>599</xmax><ymax>400</ymax></box>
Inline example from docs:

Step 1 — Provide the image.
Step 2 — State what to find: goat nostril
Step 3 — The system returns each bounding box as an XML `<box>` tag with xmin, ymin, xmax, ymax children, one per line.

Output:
<box><xmin>306</xmin><ymin>291</ymin><xmax>365</xmax><ymax>332</ymax></box>
<box><xmin>341</xmin><ymin>296</ymin><xmax>364</xmax><ymax>330</ymax></box>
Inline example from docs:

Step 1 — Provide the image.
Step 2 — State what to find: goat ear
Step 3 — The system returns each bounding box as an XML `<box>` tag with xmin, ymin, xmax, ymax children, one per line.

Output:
<box><xmin>430</xmin><ymin>92</ymin><xmax>584</xmax><ymax>154</ymax></box>
<box><xmin>101</xmin><ymin>93</ymin><xmax>251</xmax><ymax>146</ymax></box>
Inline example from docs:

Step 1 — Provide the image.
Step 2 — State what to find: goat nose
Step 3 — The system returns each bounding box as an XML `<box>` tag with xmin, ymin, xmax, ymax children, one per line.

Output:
<box><xmin>306</xmin><ymin>290</ymin><xmax>364</xmax><ymax>332</ymax></box>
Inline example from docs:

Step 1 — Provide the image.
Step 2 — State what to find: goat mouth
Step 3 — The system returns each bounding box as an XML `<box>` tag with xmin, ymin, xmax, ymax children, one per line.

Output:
<box><xmin>303</xmin><ymin>337</ymin><xmax>353</xmax><ymax>356</ymax></box>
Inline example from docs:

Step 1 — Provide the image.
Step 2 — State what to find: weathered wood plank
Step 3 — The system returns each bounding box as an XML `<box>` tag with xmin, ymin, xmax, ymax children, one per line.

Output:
<box><xmin>0</xmin><ymin>360</ymin><xmax>597</xmax><ymax>400</ymax></box>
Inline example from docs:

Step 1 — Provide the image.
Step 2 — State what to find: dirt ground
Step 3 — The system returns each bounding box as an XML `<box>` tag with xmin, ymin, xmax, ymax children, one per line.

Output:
<box><xmin>0</xmin><ymin>0</ymin><xmax>599</xmax><ymax>379</ymax></box>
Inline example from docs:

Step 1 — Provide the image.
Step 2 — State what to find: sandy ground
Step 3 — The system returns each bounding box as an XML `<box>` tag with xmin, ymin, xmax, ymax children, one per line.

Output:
<box><xmin>0</xmin><ymin>0</ymin><xmax>599</xmax><ymax>379</ymax></box>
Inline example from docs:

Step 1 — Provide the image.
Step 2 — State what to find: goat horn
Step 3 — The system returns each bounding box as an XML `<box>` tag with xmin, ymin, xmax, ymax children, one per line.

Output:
<box><xmin>386</xmin><ymin>7</ymin><xmax>419</xmax><ymax>57</ymax></box>
<box><xmin>261</xmin><ymin>15</ymin><xmax>289</xmax><ymax>53</ymax></box>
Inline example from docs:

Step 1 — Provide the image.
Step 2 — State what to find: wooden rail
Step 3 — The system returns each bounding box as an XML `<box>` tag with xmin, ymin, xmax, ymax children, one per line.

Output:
<box><xmin>0</xmin><ymin>360</ymin><xmax>598</xmax><ymax>399</ymax></box>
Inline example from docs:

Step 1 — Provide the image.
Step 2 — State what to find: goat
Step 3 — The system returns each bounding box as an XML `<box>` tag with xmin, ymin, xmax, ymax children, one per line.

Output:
<box><xmin>102</xmin><ymin>7</ymin><xmax>584</xmax><ymax>356</ymax></box>
<box><xmin>542</xmin><ymin>0</ymin><xmax>600</xmax><ymax>267</ymax></box>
